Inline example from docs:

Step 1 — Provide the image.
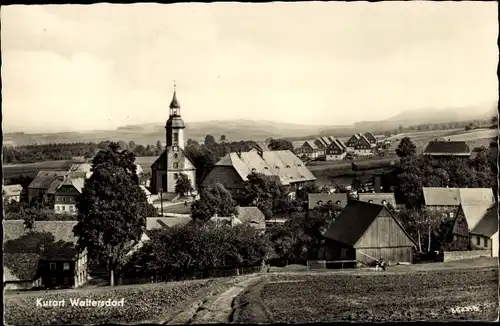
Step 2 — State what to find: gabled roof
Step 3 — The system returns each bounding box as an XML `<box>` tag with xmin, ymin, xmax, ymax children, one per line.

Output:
<box><xmin>334</xmin><ymin>139</ymin><xmax>346</xmax><ymax>150</ymax></box>
<box><xmin>422</xmin><ymin>187</ymin><xmax>461</xmax><ymax>206</ymax></box>
<box><xmin>324</xmin><ymin>201</ymin><xmax>417</xmax><ymax>247</ymax></box>
<box><xmin>3</xmin><ymin>184</ymin><xmax>23</xmax><ymax>197</ymax></box>
<box><xmin>3</xmin><ymin>220</ymin><xmax>78</xmax><ymax>244</ymax></box>
<box><xmin>212</xmin><ymin>150</ymin><xmax>316</xmax><ymax>186</ymax></box>
<box><xmin>308</xmin><ymin>193</ymin><xmax>348</xmax><ymax>210</ymax></box>
<box><xmin>355</xmin><ymin>134</ymin><xmax>372</xmax><ymax>148</ymax></box>
<box><xmin>358</xmin><ymin>193</ymin><xmax>396</xmax><ymax>206</ymax></box>
<box><xmin>460</xmin><ymin>204</ymin><xmax>494</xmax><ymax>231</ymax></box>
<box><xmin>470</xmin><ymin>204</ymin><xmax>498</xmax><ymax>237</ymax></box>
<box><xmin>56</xmin><ymin>177</ymin><xmax>85</xmax><ymax>194</ymax></box>
<box><xmin>321</xmin><ymin>137</ymin><xmax>332</xmax><ymax>146</ymax></box>
<box><xmin>237</xmin><ymin>206</ymin><xmax>266</xmax><ymax>229</ymax></box>
<box><xmin>423</xmin><ymin>187</ymin><xmax>495</xmax><ymax>207</ymax></box>
<box><xmin>302</xmin><ymin>140</ymin><xmax>319</xmax><ymax>150</ymax></box>
<box><xmin>364</xmin><ymin>132</ymin><xmax>377</xmax><ymax>144</ymax></box>
<box><xmin>423</xmin><ymin>141</ymin><xmax>470</xmax><ymax>155</ymax></box>
<box><xmin>146</xmin><ymin>216</ymin><xmax>192</xmax><ymax>230</ymax></box>
<box><xmin>29</xmin><ymin>171</ymin><xmax>69</xmax><ymax>190</ymax></box>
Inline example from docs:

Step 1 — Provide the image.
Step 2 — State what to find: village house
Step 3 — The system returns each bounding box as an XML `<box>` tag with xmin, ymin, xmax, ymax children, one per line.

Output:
<box><xmin>201</xmin><ymin>149</ymin><xmax>316</xmax><ymax>197</ymax></box>
<box><xmin>308</xmin><ymin>193</ymin><xmax>348</xmax><ymax>211</ymax></box>
<box><xmin>358</xmin><ymin>193</ymin><xmax>396</xmax><ymax>207</ymax></box>
<box><xmin>298</xmin><ymin>140</ymin><xmax>320</xmax><ymax>159</ymax></box>
<box><xmin>3</xmin><ymin>184</ymin><xmax>24</xmax><ymax>203</ymax></box>
<box><xmin>423</xmin><ymin>140</ymin><xmax>471</xmax><ymax>158</ymax></box>
<box><xmin>150</xmin><ymin>89</ymin><xmax>197</xmax><ymax>196</ymax></box>
<box><xmin>345</xmin><ymin>133</ymin><xmax>362</xmax><ymax>152</ymax></box>
<box><xmin>53</xmin><ymin>177</ymin><xmax>84</xmax><ymax>214</ymax></box>
<box><xmin>3</xmin><ymin>220</ymin><xmax>88</xmax><ymax>290</ymax></box>
<box><xmin>364</xmin><ymin>132</ymin><xmax>378</xmax><ymax>147</ymax></box>
<box><xmin>313</xmin><ymin>138</ymin><xmax>329</xmax><ymax>158</ymax></box>
<box><xmin>28</xmin><ymin>171</ymin><xmax>70</xmax><ymax>206</ymax></box>
<box><xmin>325</xmin><ymin>139</ymin><xmax>347</xmax><ymax>161</ymax></box>
<box><xmin>422</xmin><ymin>187</ymin><xmax>495</xmax><ymax>215</ymax></box>
<box><xmin>68</xmin><ymin>162</ymin><xmax>144</xmax><ymax>180</ymax></box>
<box><xmin>323</xmin><ymin>201</ymin><xmax>417</xmax><ymax>266</ymax></box>
<box><xmin>212</xmin><ymin>206</ymin><xmax>266</xmax><ymax>232</ymax></box>
<box><xmin>353</xmin><ymin>134</ymin><xmax>373</xmax><ymax>156</ymax></box>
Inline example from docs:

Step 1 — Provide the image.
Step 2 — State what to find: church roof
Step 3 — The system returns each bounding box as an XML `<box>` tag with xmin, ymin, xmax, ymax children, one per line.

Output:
<box><xmin>169</xmin><ymin>91</ymin><xmax>181</xmax><ymax>109</ymax></box>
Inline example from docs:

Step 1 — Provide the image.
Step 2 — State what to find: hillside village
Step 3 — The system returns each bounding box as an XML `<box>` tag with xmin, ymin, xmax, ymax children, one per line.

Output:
<box><xmin>3</xmin><ymin>88</ymin><xmax>498</xmax><ymax>292</ymax></box>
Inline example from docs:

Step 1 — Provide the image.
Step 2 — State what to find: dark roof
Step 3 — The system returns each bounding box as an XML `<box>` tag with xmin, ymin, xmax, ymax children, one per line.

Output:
<box><xmin>423</xmin><ymin>141</ymin><xmax>470</xmax><ymax>155</ymax></box>
<box><xmin>470</xmin><ymin>204</ymin><xmax>498</xmax><ymax>238</ymax></box>
<box><xmin>308</xmin><ymin>193</ymin><xmax>348</xmax><ymax>210</ymax></box>
<box><xmin>324</xmin><ymin>201</ymin><xmax>384</xmax><ymax>246</ymax></box>
<box><xmin>169</xmin><ymin>90</ymin><xmax>181</xmax><ymax>109</ymax></box>
<box><xmin>358</xmin><ymin>193</ymin><xmax>396</xmax><ymax>206</ymax></box>
<box><xmin>324</xmin><ymin>200</ymin><xmax>417</xmax><ymax>248</ymax></box>
<box><xmin>28</xmin><ymin>170</ymin><xmax>69</xmax><ymax>190</ymax></box>
<box><xmin>364</xmin><ymin>132</ymin><xmax>377</xmax><ymax>144</ymax></box>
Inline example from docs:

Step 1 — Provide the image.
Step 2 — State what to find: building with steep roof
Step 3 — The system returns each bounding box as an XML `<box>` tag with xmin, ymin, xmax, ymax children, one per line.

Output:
<box><xmin>298</xmin><ymin>140</ymin><xmax>320</xmax><ymax>159</ymax></box>
<box><xmin>308</xmin><ymin>193</ymin><xmax>348</xmax><ymax>210</ymax></box>
<box><xmin>323</xmin><ymin>201</ymin><xmax>417</xmax><ymax>265</ymax></box>
<box><xmin>150</xmin><ymin>86</ymin><xmax>196</xmax><ymax>195</ymax></box>
<box><xmin>364</xmin><ymin>132</ymin><xmax>377</xmax><ymax>146</ymax></box>
<box><xmin>54</xmin><ymin>177</ymin><xmax>85</xmax><ymax>214</ymax></box>
<box><xmin>28</xmin><ymin>170</ymin><xmax>70</xmax><ymax>206</ymax></box>
<box><xmin>3</xmin><ymin>220</ymin><xmax>88</xmax><ymax>290</ymax></box>
<box><xmin>345</xmin><ymin>133</ymin><xmax>362</xmax><ymax>151</ymax></box>
<box><xmin>325</xmin><ymin>138</ymin><xmax>347</xmax><ymax>161</ymax></box>
<box><xmin>358</xmin><ymin>193</ymin><xmax>396</xmax><ymax>207</ymax></box>
<box><xmin>354</xmin><ymin>134</ymin><xmax>373</xmax><ymax>156</ymax></box>
<box><xmin>422</xmin><ymin>187</ymin><xmax>495</xmax><ymax>213</ymax></box>
<box><xmin>201</xmin><ymin>149</ymin><xmax>316</xmax><ymax>196</ymax></box>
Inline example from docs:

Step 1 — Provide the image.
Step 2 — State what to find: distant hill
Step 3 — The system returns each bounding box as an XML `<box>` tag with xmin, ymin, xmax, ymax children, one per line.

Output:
<box><xmin>4</xmin><ymin>104</ymin><xmax>496</xmax><ymax>146</ymax></box>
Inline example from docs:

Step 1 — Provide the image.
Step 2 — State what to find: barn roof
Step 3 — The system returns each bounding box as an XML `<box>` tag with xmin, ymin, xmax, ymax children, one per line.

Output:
<box><xmin>308</xmin><ymin>193</ymin><xmax>348</xmax><ymax>210</ymax></box>
<box><xmin>302</xmin><ymin>140</ymin><xmax>319</xmax><ymax>150</ymax></box>
<box><xmin>470</xmin><ymin>204</ymin><xmax>498</xmax><ymax>238</ymax></box>
<box><xmin>146</xmin><ymin>216</ymin><xmax>192</xmax><ymax>230</ymax></box>
<box><xmin>358</xmin><ymin>193</ymin><xmax>396</xmax><ymax>206</ymax></box>
<box><xmin>3</xmin><ymin>220</ymin><xmax>78</xmax><ymax>244</ymax></box>
<box><xmin>423</xmin><ymin>141</ymin><xmax>470</xmax><ymax>156</ymax></box>
<box><xmin>364</xmin><ymin>132</ymin><xmax>377</xmax><ymax>144</ymax></box>
<box><xmin>237</xmin><ymin>206</ymin><xmax>266</xmax><ymax>230</ymax></box>
<box><xmin>423</xmin><ymin>187</ymin><xmax>495</xmax><ymax>206</ymax></box>
<box><xmin>324</xmin><ymin>201</ymin><xmax>417</xmax><ymax>247</ymax></box>
<box><xmin>212</xmin><ymin>150</ymin><xmax>316</xmax><ymax>186</ymax></box>
<box><xmin>3</xmin><ymin>184</ymin><xmax>23</xmax><ymax>197</ymax></box>
<box><xmin>460</xmin><ymin>204</ymin><xmax>495</xmax><ymax>231</ymax></box>
<box><xmin>28</xmin><ymin>170</ymin><xmax>69</xmax><ymax>190</ymax></box>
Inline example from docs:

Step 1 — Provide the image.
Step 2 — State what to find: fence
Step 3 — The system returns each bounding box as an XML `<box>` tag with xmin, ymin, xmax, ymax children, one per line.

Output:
<box><xmin>443</xmin><ymin>250</ymin><xmax>492</xmax><ymax>262</ymax></box>
<box><xmin>118</xmin><ymin>265</ymin><xmax>264</xmax><ymax>286</ymax></box>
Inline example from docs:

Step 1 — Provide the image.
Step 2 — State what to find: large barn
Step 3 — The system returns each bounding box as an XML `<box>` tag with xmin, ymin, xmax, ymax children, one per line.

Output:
<box><xmin>323</xmin><ymin>201</ymin><xmax>417</xmax><ymax>266</ymax></box>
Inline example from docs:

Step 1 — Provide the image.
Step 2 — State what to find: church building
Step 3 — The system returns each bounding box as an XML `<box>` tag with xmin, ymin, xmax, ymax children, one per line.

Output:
<box><xmin>150</xmin><ymin>86</ymin><xmax>196</xmax><ymax>195</ymax></box>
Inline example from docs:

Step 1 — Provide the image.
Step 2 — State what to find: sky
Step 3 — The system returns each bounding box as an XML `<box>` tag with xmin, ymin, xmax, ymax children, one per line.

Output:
<box><xmin>1</xmin><ymin>2</ymin><xmax>498</xmax><ymax>133</ymax></box>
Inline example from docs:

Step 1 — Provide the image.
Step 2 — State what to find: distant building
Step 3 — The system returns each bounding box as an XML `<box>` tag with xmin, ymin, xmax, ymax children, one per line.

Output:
<box><xmin>146</xmin><ymin>216</ymin><xmax>193</xmax><ymax>231</ymax></box>
<box><xmin>323</xmin><ymin>201</ymin><xmax>417</xmax><ymax>265</ymax></box>
<box><xmin>150</xmin><ymin>88</ymin><xmax>196</xmax><ymax>195</ymax></box>
<box><xmin>212</xmin><ymin>206</ymin><xmax>266</xmax><ymax>231</ymax></box>
<box><xmin>364</xmin><ymin>132</ymin><xmax>377</xmax><ymax>147</ymax></box>
<box><xmin>358</xmin><ymin>193</ymin><xmax>396</xmax><ymax>207</ymax></box>
<box><xmin>345</xmin><ymin>133</ymin><xmax>362</xmax><ymax>151</ymax></box>
<box><xmin>325</xmin><ymin>139</ymin><xmax>347</xmax><ymax>161</ymax></box>
<box><xmin>308</xmin><ymin>193</ymin><xmax>348</xmax><ymax>211</ymax></box>
<box><xmin>201</xmin><ymin>149</ymin><xmax>316</xmax><ymax>196</ymax></box>
<box><xmin>3</xmin><ymin>220</ymin><xmax>88</xmax><ymax>290</ymax></box>
<box><xmin>3</xmin><ymin>184</ymin><xmax>23</xmax><ymax>203</ymax></box>
<box><xmin>299</xmin><ymin>140</ymin><xmax>320</xmax><ymax>159</ymax></box>
<box><xmin>353</xmin><ymin>135</ymin><xmax>373</xmax><ymax>156</ymax></box>
<box><xmin>423</xmin><ymin>140</ymin><xmax>471</xmax><ymax>158</ymax></box>
<box><xmin>28</xmin><ymin>171</ymin><xmax>70</xmax><ymax>206</ymax></box>
<box><xmin>54</xmin><ymin>177</ymin><xmax>85</xmax><ymax>214</ymax></box>
<box><xmin>422</xmin><ymin>187</ymin><xmax>495</xmax><ymax>214</ymax></box>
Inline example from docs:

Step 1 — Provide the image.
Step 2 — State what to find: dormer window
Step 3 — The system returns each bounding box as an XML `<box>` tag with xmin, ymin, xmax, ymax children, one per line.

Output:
<box><xmin>368</xmin><ymin>200</ymin><xmax>373</xmax><ymax>203</ymax></box>
<box><xmin>317</xmin><ymin>200</ymin><xmax>323</xmax><ymax>205</ymax></box>
<box><xmin>298</xmin><ymin>164</ymin><xmax>302</xmax><ymax>167</ymax></box>
<box><xmin>336</xmin><ymin>200</ymin><xmax>341</xmax><ymax>205</ymax></box>
<box><xmin>286</xmin><ymin>165</ymin><xmax>291</xmax><ymax>168</ymax></box>
<box><xmin>174</xmin><ymin>154</ymin><xmax>178</xmax><ymax>159</ymax></box>
<box><xmin>381</xmin><ymin>200</ymin><xmax>387</xmax><ymax>205</ymax></box>
<box><xmin>290</xmin><ymin>176</ymin><xmax>294</xmax><ymax>179</ymax></box>
<box><xmin>251</xmin><ymin>168</ymin><xmax>257</xmax><ymax>172</ymax></box>
<box><xmin>275</xmin><ymin>166</ymin><xmax>280</xmax><ymax>170</ymax></box>
<box><xmin>264</xmin><ymin>167</ymin><xmax>269</xmax><ymax>170</ymax></box>
<box><xmin>173</xmin><ymin>163</ymin><xmax>178</xmax><ymax>169</ymax></box>
<box><xmin>327</xmin><ymin>200</ymin><xmax>333</xmax><ymax>205</ymax></box>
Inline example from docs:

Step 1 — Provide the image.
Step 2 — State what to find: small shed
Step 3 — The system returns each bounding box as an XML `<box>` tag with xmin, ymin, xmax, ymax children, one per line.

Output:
<box><xmin>324</xmin><ymin>200</ymin><xmax>417</xmax><ymax>266</ymax></box>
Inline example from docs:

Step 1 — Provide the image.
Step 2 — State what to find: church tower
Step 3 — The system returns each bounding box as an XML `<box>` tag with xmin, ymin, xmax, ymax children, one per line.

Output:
<box><xmin>166</xmin><ymin>83</ymin><xmax>186</xmax><ymax>149</ymax></box>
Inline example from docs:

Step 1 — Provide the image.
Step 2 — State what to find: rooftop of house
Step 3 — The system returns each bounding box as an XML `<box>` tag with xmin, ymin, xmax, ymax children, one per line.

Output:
<box><xmin>29</xmin><ymin>170</ymin><xmax>70</xmax><ymax>190</ymax></box>
<box><xmin>358</xmin><ymin>193</ymin><xmax>396</xmax><ymax>206</ymax></box>
<box><xmin>3</xmin><ymin>184</ymin><xmax>24</xmax><ymax>197</ymax></box>
<box><xmin>213</xmin><ymin>150</ymin><xmax>316</xmax><ymax>186</ymax></box>
<box><xmin>237</xmin><ymin>206</ymin><xmax>266</xmax><ymax>229</ymax></box>
<box><xmin>459</xmin><ymin>204</ymin><xmax>496</xmax><ymax>232</ymax></box>
<box><xmin>423</xmin><ymin>140</ymin><xmax>471</xmax><ymax>155</ymax></box>
<box><xmin>324</xmin><ymin>200</ymin><xmax>416</xmax><ymax>247</ymax></box>
<box><xmin>303</xmin><ymin>140</ymin><xmax>319</xmax><ymax>150</ymax></box>
<box><xmin>308</xmin><ymin>193</ymin><xmax>348</xmax><ymax>210</ymax></box>
<box><xmin>470</xmin><ymin>204</ymin><xmax>498</xmax><ymax>238</ymax></box>
<box><xmin>423</xmin><ymin>187</ymin><xmax>495</xmax><ymax>207</ymax></box>
<box><xmin>146</xmin><ymin>216</ymin><xmax>193</xmax><ymax>230</ymax></box>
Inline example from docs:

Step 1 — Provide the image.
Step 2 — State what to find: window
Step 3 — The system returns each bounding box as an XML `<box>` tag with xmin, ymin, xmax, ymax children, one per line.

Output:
<box><xmin>63</xmin><ymin>262</ymin><xmax>70</xmax><ymax>270</ymax></box>
<box><xmin>55</xmin><ymin>206</ymin><xmax>60</xmax><ymax>211</ymax></box>
<box><xmin>327</xmin><ymin>200</ymin><xmax>333</xmax><ymax>205</ymax></box>
<box><xmin>50</xmin><ymin>263</ymin><xmax>57</xmax><ymax>271</ymax></box>
<box><xmin>381</xmin><ymin>200</ymin><xmax>387</xmax><ymax>205</ymax></box>
<box><xmin>368</xmin><ymin>200</ymin><xmax>373</xmax><ymax>203</ymax></box>
<box><xmin>476</xmin><ymin>236</ymin><xmax>481</xmax><ymax>246</ymax></box>
<box><xmin>51</xmin><ymin>278</ymin><xmax>57</xmax><ymax>285</ymax></box>
<box><xmin>69</xmin><ymin>206</ymin><xmax>74</xmax><ymax>212</ymax></box>
<box><xmin>173</xmin><ymin>133</ymin><xmax>179</xmax><ymax>142</ymax></box>
<box><xmin>173</xmin><ymin>163</ymin><xmax>178</xmax><ymax>169</ymax></box>
<box><xmin>336</xmin><ymin>200</ymin><xmax>341</xmax><ymax>205</ymax></box>
<box><xmin>64</xmin><ymin>278</ymin><xmax>69</xmax><ymax>286</ymax></box>
<box><xmin>62</xmin><ymin>206</ymin><xmax>65</xmax><ymax>211</ymax></box>
<box><xmin>341</xmin><ymin>248</ymin><xmax>348</xmax><ymax>257</ymax></box>
<box><xmin>485</xmin><ymin>238</ymin><xmax>488</xmax><ymax>248</ymax></box>
<box><xmin>317</xmin><ymin>200</ymin><xmax>323</xmax><ymax>205</ymax></box>
<box><xmin>174</xmin><ymin>173</ymin><xmax>178</xmax><ymax>179</ymax></box>
<box><xmin>174</xmin><ymin>154</ymin><xmax>178</xmax><ymax>158</ymax></box>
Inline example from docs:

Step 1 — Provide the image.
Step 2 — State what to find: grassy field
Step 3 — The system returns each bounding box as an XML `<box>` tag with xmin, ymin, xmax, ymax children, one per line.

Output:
<box><xmin>233</xmin><ymin>260</ymin><xmax>498</xmax><ymax>323</ymax></box>
<box><xmin>4</xmin><ymin>278</ymin><xmax>226</xmax><ymax>325</ymax></box>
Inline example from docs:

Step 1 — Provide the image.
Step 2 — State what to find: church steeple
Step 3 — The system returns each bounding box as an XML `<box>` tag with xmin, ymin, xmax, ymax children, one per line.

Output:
<box><xmin>166</xmin><ymin>80</ymin><xmax>186</xmax><ymax>150</ymax></box>
<box><xmin>169</xmin><ymin>81</ymin><xmax>181</xmax><ymax>116</ymax></box>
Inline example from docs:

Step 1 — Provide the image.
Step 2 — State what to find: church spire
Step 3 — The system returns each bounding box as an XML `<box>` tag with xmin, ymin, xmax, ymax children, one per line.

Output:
<box><xmin>169</xmin><ymin>80</ymin><xmax>181</xmax><ymax>110</ymax></box>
